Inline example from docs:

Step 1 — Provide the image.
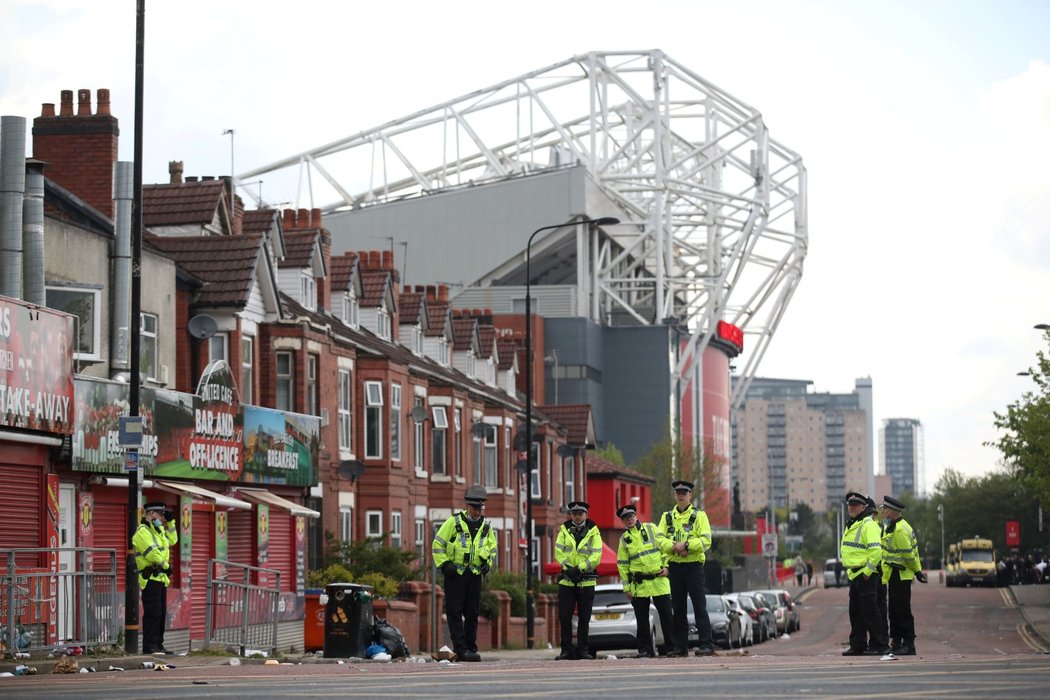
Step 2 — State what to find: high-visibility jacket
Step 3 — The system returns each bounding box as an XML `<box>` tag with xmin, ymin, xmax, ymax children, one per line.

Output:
<box><xmin>617</xmin><ymin>522</ymin><xmax>670</xmax><ymax>597</ymax></box>
<box><xmin>880</xmin><ymin>516</ymin><xmax>921</xmax><ymax>583</ymax></box>
<box><xmin>655</xmin><ymin>505</ymin><xmax>711</xmax><ymax>564</ymax></box>
<box><xmin>555</xmin><ymin>520</ymin><xmax>602</xmax><ymax>587</ymax></box>
<box><xmin>432</xmin><ymin>512</ymin><xmax>497</xmax><ymax>575</ymax></box>
<box><xmin>840</xmin><ymin>514</ymin><xmax>881</xmax><ymax>581</ymax></box>
<box><xmin>132</xmin><ymin>519</ymin><xmax>178</xmax><ymax>589</ymax></box>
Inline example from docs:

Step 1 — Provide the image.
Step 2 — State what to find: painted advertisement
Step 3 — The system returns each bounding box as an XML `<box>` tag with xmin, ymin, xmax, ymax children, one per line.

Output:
<box><xmin>0</xmin><ymin>295</ymin><xmax>75</xmax><ymax>434</ymax></box>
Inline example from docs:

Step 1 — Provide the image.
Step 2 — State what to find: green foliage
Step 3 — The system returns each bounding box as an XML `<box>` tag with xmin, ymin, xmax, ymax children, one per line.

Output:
<box><xmin>484</xmin><ymin>570</ymin><xmax>527</xmax><ymax>616</ymax></box>
<box><xmin>931</xmin><ymin>467</ymin><xmax>1044</xmax><ymax>555</ymax></box>
<box><xmin>593</xmin><ymin>443</ymin><xmax>626</xmax><ymax>466</ymax></box>
<box><xmin>989</xmin><ymin>345</ymin><xmax>1050</xmax><ymax>511</ymax></box>
<box><xmin>479</xmin><ymin>590</ymin><xmax>501</xmax><ymax>620</ymax></box>
<box><xmin>305</xmin><ymin>532</ymin><xmax>424</xmax><ymax>596</ymax></box>
<box><xmin>633</xmin><ymin>419</ymin><xmax>728</xmax><ymax>517</ymax></box>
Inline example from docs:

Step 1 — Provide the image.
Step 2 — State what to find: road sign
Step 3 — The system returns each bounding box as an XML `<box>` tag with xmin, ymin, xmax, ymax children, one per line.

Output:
<box><xmin>119</xmin><ymin>416</ymin><xmax>143</xmax><ymax>447</ymax></box>
<box><xmin>762</xmin><ymin>533</ymin><xmax>778</xmax><ymax>558</ymax></box>
<box><xmin>124</xmin><ymin>449</ymin><xmax>139</xmax><ymax>473</ymax></box>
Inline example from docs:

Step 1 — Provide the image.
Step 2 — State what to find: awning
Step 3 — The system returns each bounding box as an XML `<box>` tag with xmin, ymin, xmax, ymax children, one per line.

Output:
<box><xmin>153</xmin><ymin>479</ymin><xmax>252</xmax><ymax>510</ymax></box>
<box><xmin>236</xmin><ymin>487</ymin><xmax>320</xmax><ymax>518</ymax></box>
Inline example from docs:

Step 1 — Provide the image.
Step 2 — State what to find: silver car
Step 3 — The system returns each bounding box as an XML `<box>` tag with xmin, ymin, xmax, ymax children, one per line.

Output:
<box><xmin>575</xmin><ymin>583</ymin><xmax>668</xmax><ymax>654</ymax></box>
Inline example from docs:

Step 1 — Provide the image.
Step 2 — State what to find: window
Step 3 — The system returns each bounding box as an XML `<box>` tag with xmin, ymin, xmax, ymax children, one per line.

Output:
<box><xmin>339</xmin><ymin>506</ymin><xmax>353</xmax><ymax>542</ymax></box>
<box><xmin>454</xmin><ymin>409</ymin><xmax>462</xmax><ymax>477</ymax></box>
<box><xmin>438</xmin><ymin>338</ymin><xmax>449</xmax><ymax>366</ymax></box>
<box><xmin>432</xmin><ymin>407</ymin><xmax>448</xmax><ymax>475</ymax></box>
<box><xmin>342</xmin><ymin>292</ymin><xmax>359</xmax><ymax>328</ymax></box>
<box><xmin>46</xmin><ymin>285</ymin><xmax>101</xmax><ymax>360</ymax></box>
<box><xmin>209</xmin><ymin>334</ymin><xmax>228</xmax><ymax>363</ymax></box>
<box><xmin>413</xmin><ymin>397</ymin><xmax>425</xmax><ymax>469</ymax></box>
<box><xmin>301</xmin><ymin>273</ymin><xmax>316</xmax><ymax>310</ymax></box>
<box><xmin>276</xmin><ymin>351</ymin><xmax>294</xmax><ymax>411</ymax></box>
<box><xmin>365</xmin><ymin>381</ymin><xmax>383</xmax><ymax>459</ymax></box>
<box><xmin>484</xmin><ymin>424</ymin><xmax>498</xmax><ymax>487</ymax></box>
<box><xmin>390</xmin><ymin>384</ymin><xmax>402</xmax><ymax>462</ymax></box>
<box><xmin>415</xmin><ymin>519</ymin><xmax>426</xmax><ymax>562</ymax></box>
<box><xmin>530</xmin><ymin>443</ymin><xmax>541</xmax><ymax>498</ymax></box>
<box><xmin>472</xmin><ymin>427</ymin><xmax>482</xmax><ymax>484</ymax></box>
<box><xmin>140</xmin><ymin>312</ymin><xmax>158</xmax><ymax>380</ymax></box>
<box><xmin>390</xmin><ymin>511</ymin><xmax>402</xmax><ymax>549</ymax></box>
<box><xmin>240</xmin><ymin>337</ymin><xmax>253</xmax><ymax>404</ymax></box>
<box><xmin>366</xmin><ymin>510</ymin><xmax>383</xmax><ymax>540</ymax></box>
<box><xmin>338</xmin><ymin>369</ymin><xmax>352</xmax><ymax>451</ymax></box>
<box><xmin>412</xmin><ymin>328</ymin><xmax>423</xmax><ymax>355</ymax></box>
<box><xmin>377</xmin><ymin>308</ymin><xmax>391</xmax><ymax>340</ymax></box>
<box><xmin>562</xmin><ymin>456</ymin><xmax>575</xmax><ymax>504</ymax></box>
<box><xmin>307</xmin><ymin>354</ymin><xmax>319</xmax><ymax>416</ymax></box>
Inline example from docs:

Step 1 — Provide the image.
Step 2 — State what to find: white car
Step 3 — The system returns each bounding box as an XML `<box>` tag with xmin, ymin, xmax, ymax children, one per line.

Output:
<box><xmin>723</xmin><ymin>594</ymin><xmax>754</xmax><ymax>646</ymax></box>
<box><xmin>575</xmin><ymin>583</ymin><xmax>668</xmax><ymax>654</ymax></box>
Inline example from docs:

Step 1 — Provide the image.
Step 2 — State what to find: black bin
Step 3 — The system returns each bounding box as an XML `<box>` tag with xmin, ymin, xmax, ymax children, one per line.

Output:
<box><xmin>323</xmin><ymin>582</ymin><xmax>374</xmax><ymax>658</ymax></box>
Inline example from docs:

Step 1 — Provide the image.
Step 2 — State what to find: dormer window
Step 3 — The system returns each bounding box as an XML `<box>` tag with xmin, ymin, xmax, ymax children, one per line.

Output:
<box><xmin>466</xmin><ymin>352</ymin><xmax>475</xmax><ymax>378</ymax></box>
<box><xmin>438</xmin><ymin>338</ymin><xmax>449</xmax><ymax>366</ymax></box>
<box><xmin>412</xmin><ymin>328</ymin><xmax>423</xmax><ymax>355</ymax></box>
<box><xmin>377</xmin><ymin>308</ymin><xmax>391</xmax><ymax>340</ymax></box>
<box><xmin>300</xmin><ymin>273</ymin><xmax>316</xmax><ymax>310</ymax></box>
<box><xmin>342</xmin><ymin>292</ymin><xmax>359</xmax><ymax>328</ymax></box>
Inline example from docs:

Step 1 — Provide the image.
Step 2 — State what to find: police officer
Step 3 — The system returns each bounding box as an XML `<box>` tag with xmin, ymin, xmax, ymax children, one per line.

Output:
<box><xmin>616</xmin><ymin>504</ymin><xmax>673</xmax><ymax>657</ymax></box>
<box><xmin>880</xmin><ymin>495</ymin><xmax>926</xmax><ymax>655</ymax></box>
<box><xmin>840</xmin><ymin>492</ymin><xmax>888</xmax><ymax>656</ymax></box>
<box><xmin>554</xmin><ymin>501</ymin><xmax>602</xmax><ymax>660</ymax></box>
<box><xmin>133</xmin><ymin>502</ymin><xmax>178</xmax><ymax>655</ymax></box>
<box><xmin>656</xmin><ymin>480</ymin><xmax>715</xmax><ymax>657</ymax></box>
<box><xmin>432</xmin><ymin>485</ymin><xmax>496</xmax><ymax>662</ymax></box>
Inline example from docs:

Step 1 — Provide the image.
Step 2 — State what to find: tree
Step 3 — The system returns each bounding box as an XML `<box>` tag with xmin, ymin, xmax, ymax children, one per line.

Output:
<box><xmin>632</xmin><ymin>421</ymin><xmax>729</xmax><ymax>525</ymax></box>
<box><xmin>593</xmin><ymin>442</ymin><xmax>625</xmax><ymax>466</ymax></box>
<box><xmin>989</xmin><ymin>344</ymin><xmax>1050</xmax><ymax>511</ymax></box>
<box><xmin>931</xmin><ymin>468</ymin><xmax>1044</xmax><ymax>554</ymax></box>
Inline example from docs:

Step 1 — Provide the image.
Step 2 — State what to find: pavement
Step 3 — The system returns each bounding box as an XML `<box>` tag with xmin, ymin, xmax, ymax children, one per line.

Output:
<box><xmin>3</xmin><ymin>581</ymin><xmax>1048</xmax><ymax>675</ymax></box>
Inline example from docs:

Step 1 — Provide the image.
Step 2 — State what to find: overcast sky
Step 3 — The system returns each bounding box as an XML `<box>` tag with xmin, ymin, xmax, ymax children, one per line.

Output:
<box><xmin>3</xmin><ymin>0</ymin><xmax>1048</xmax><ymax>493</ymax></box>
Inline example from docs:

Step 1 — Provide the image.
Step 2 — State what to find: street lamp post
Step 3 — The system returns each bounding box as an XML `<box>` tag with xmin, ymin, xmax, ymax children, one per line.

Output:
<box><xmin>938</xmin><ymin>503</ymin><xmax>945</xmax><ymax>572</ymax></box>
<box><xmin>524</xmin><ymin>216</ymin><xmax>618</xmax><ymax>649</ymax></box>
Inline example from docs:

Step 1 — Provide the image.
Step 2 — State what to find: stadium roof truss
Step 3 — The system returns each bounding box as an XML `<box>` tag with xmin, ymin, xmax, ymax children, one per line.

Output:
<box><xmin>240</xmin><ymin>50</ymin><xmax>807</xmax><ymax>408</ymax></box>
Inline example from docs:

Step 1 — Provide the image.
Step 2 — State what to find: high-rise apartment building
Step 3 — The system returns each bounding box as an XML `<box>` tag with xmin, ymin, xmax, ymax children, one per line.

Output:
<box><xmin>732</xmin><ymin>377</ymin><xmax>874</xmax><ymax>514</ymax></box>
<box><xmin>879</xmin><ymin>418</ymin><xmax>924</xmax><ymax>497</ymax></box>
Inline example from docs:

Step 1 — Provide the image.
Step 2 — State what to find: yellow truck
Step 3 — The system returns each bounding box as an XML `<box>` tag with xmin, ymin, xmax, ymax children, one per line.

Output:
<box><xmin>945</xmin><ymin>537</ymin><xmax>998</xmax><ymax>587</ymax></box>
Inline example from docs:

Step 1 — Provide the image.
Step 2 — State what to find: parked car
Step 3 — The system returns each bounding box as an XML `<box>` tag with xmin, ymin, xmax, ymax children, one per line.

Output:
<box><xmin>726</xmin><ymin>592</ymin><xmax>772</xmax><ymax>644</ymax></box>
<box><xmin>746</xmin><ymin>591</ymin><xmax>779</xmax><ymax>641</ymax></box>
<box><xmin>755</xmin><ymin>588</ymin><xmax>801</xmax><ymax>634</ymax></box>
<box><xmin>578</xmin><ymin>583</ymin><xmax>668</xmax><ymax>654</ymax></box>
<box><xmin>696</xmin><ymin>595</ymin><xmax>744</xmax><ymax>650</ymax></box>
<box><xmin>723</xmin><ymin>595</ymin><xmax>753</xmax><ymax>646</ymax></box>
<box><xmin>823</xmin><ymin>558</ymin><xmax>846</xmax><ymax>588</ymax></box>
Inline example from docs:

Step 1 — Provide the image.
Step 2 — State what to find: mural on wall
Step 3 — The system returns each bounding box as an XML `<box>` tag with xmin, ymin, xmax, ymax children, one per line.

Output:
<box><xmin>70</xmin><ymin>362</ymin><xmax>319</xmax><ymax>485</ymax></box>
<box><xmin>0</xmin><ymin>295</ymin><xmax>75</xmax><ymax>434</ymax></box>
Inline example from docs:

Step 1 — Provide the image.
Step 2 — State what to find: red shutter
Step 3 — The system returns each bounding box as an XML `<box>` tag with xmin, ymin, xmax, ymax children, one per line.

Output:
<box><xmin>227</xmin><ymin>510</ymin><xmax>254</xmax><ymax>566</ymax></box>
<box><xmin>267</xmin><ymin>510</ymin><xmax>293</xmax><ymax>593</ymax></box>
<box><xmin>92</xmin><ymin>500</ymin><xmax>128</xmax><ymax>591</ymax></box>
<box><xmin>0</xmin><ymin>462</ymin><xmax>43</xmax><ymax>568</ymax></box>
<box><xmin>190</xmin><ymin>509</ymin><xmax>213</xmax><ymax>638</ymax></box>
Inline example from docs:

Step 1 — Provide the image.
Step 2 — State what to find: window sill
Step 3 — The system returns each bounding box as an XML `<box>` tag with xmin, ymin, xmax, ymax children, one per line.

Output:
<box><xmin>454</xmin><ymin>476</ymin><xmax>465</xmax><ymax>484</ymax></box>
<box><xmin>415</xmin><ymin>469</ymin><xmax>428</xmax><ymax>479</ymax></box>
<box><xmin>431</xmin><ymin>474</ymin><xmax>452</xmax><ymax>483</ymax></box>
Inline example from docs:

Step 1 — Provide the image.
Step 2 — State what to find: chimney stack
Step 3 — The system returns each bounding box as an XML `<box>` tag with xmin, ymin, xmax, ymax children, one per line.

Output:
<box><xmin>169</xmin><ymin>161</ymin><xmax>183</xmax><ymax>184</ymax></box>
<box><xmin>438</xmin><ymin>284</ymin><xmax>449</xmax><ymax>302</ymax></box>
<box><xmin>32</xmin><ymin>88</ymin><xmax>119</xmax><ymax>218</ymax></box>
<box><xmin>381</xmin><ymin>250</ymin><xmax>393</xmax><ymax>270</ymax></box>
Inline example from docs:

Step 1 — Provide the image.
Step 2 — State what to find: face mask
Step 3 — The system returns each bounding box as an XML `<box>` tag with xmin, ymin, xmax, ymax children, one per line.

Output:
<box><xmin>152</xmin><ymin>518</ymin><xmax>164</xmax><ymax>531</ymax></box>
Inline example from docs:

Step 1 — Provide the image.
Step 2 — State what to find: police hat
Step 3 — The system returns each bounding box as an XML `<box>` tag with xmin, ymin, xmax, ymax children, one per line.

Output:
<box><xmin>844</xmin><ymin>492</ymin><xmax>867</xmax><ymax>506</ymax></box>
<box><xmin>567</xmin><ymin>501</ymin><xmax>590</xmax><ymax>513</ymax></box>
<box><xmin>881</xmin><ymin>495</ymin><xmax>906</xmax><ymax>512</ymax></box>
<box><xmin>465</xmin><ymin>485</ymin><xmax>488</xmax><ymax>505</ymax></box>
<box><xmin>144</xmin><ymin>502</ymin><xmax>167</xmax><ymax>513</ymax></box>
<box><xmin>672</xmin><ymin>480</ymin><xmax>694</xmax><ymax>492</ymax></box>
<box><xmin>616</xmin><ymin>505</ymin><xmax>637</xmax><ymax>519</ymax></box>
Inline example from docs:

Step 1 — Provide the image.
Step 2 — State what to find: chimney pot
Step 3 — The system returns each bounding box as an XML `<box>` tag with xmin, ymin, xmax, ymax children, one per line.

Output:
<box><xmin>96</xmin><ymin>89</ymin><xmax>111</xmax><ymax>115</ymax></box>
<box><xmin>186</xmin><ymin>176</ymin><xmax>199</xmax><ymax>183</ymax></box>
<box><xmin>381</xmin><ymin>250</ymin><xmax>393</xmax><ymax>270</ymax></box>
<box><xmin>438</xmin><ymin>284</ymin><xmax>449</xmax><ymax>302</ymax></box>
<box><xmin>59</xmin><ymin>90</ymin><xmax>73</xmax><ymax>116</ymax></box>
<box><xmin>169</xmin><ymin>160</ymin><xmax>184</xmax><ymax>185</ymax></box>
<box><xmin>311</xmin><ymin>207</ymin><xmax>322</xmax><ymax>228</ymax></box>
<box><xmin>484</xmin><ymin>308</ymin><xmax>493</xmax><ymax>316</ymax></box>
<box><xmin>297</xmin><ymin>208</ymin><xmax>309</xmax><ymax>228</ymax></box>
<box><xmin>426</xmin><ymin>285</ymin><xmax>437</xmax><ymax>301</ymax></box>
<box><xmin>369</xmin><ymin>250</ymin><xmax>381</xmax><ymax>269</ymax></box>
<box><xmin>77</xmin><ymin>89</ymin><xmax>91</xmax><ymax>116</ymax></box>
<box><xmin>415</xmin><ymin>285</ymin><xmax>425</xmax><ymax>294</ymax></box>
<box><xmin>283</xmin><ymin>209</ymin><xmax>296</xmax><ymax>229</ymax></box>
<box><xmin>41</xmin><ymin>103</ymin><xmax>55</xmax><ymax>117</ymax></box>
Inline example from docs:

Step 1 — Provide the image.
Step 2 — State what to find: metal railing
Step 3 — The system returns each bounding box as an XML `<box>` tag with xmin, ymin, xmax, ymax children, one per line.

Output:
<box><xmin>204</xmin><ymin>559</ymin><xmax>280</xmax><ymax>657</ymax></box>
<box><xmin>1</xmin><ymin>547</ymin><xmax>119</xmax><ymax>656</ymax></box>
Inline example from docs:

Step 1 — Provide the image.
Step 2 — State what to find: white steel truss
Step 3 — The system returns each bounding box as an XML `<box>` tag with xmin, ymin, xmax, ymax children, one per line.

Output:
<box><xmin>239</xmin><ymin>50</ymin><xmax>807</xmax><ymax>409</ymax></box>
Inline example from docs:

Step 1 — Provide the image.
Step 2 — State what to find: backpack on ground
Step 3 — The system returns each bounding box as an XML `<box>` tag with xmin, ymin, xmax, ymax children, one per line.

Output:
<box><xmin>372</xmin><ymin>616</ymin><xmax>410</xmax><ymax>658</ymax></box>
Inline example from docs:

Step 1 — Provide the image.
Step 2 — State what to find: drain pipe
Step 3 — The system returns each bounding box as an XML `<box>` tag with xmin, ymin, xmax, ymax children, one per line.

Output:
<box><xmin>111</xmin><ymin>161</ymin><xmax>133</xmax><ymax>369</ymax></box>
<box><xmin>0</xmin><ymin>115</ymin><xmax>26</xmax><ymax>299</ymax></box>
<box><xmin>22</xmin><ymin>159</ymin><xmax>46</xmax><ymax>306</ymax></box>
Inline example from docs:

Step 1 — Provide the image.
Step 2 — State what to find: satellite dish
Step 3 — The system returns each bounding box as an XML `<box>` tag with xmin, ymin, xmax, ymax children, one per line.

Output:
<box><xmin>188</xmin><ymin>314</ymin><xmax>219</xmax><ymax>340</ymax></box>
<box><xmin>410</xmin><ymin>405</ymin><xmax>429</xmax><ymax>424</ymax></box>
<box><xmin>337</xmin><ymin>460</ymin><xmax>365</xmax><ymax>483</ymax></box>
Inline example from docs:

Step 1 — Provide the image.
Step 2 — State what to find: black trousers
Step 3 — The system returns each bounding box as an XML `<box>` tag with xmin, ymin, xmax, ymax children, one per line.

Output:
<box><xmin>875</xmin><ymin>577</ymin><xmax>888</xmax><ymax>646</ymax></box>
<box><xmin>668</xmin><ymin>561</ymin><xmax>712</xmax><ymax>651</ymax></box>
<box><xmin>848</xmin><ymin>573</ymin><xmax>887</xmax><ymax>651</ymax></box>
<box><xmin>558</xmin><ymin>585</ymin><xmax>595</xmax><ymax>656</ymax></box>
<box><xmin>886</xmin><ymin>568</ymin><xmax>915</xmax><ymax>645</ymax></box>
<box><xmin>444</xmin><ymin>571</ymin><xmax>482</xmax><ymax>655</ymax></box>
<box><xmin>631</xmin><ymin>592</ymin><xmax>674</xmax><ymax>655</ymax></box>
<box><xmin>141</xmin><ymin>579</ymin><xmax>168</xmax><ymax>653</ymax></box>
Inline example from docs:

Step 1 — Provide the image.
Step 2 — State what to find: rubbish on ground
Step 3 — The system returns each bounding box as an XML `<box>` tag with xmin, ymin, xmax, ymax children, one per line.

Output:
<box><xmin>108</xmin><ymin>666</ymin><xmax>124</xmax><ymax>672</ymax></box>
<box><xmin>51</xmin><ymin>657</ymin><xmax>79</xmax><ymax>674</ymax></box>
<box><xmin>264</xmin><ymin>659</ymin><xmax>279</xmax><ymax>665</ymax></box>
<box><xmin>371</xmin><ymin>652</ymin><xmax>392</xmax><ymax>661</ymax></box>
<box><xmin>228</xmin><ymin>657</ymin><xmax>241</xmax><ymax>666</ymax></box>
